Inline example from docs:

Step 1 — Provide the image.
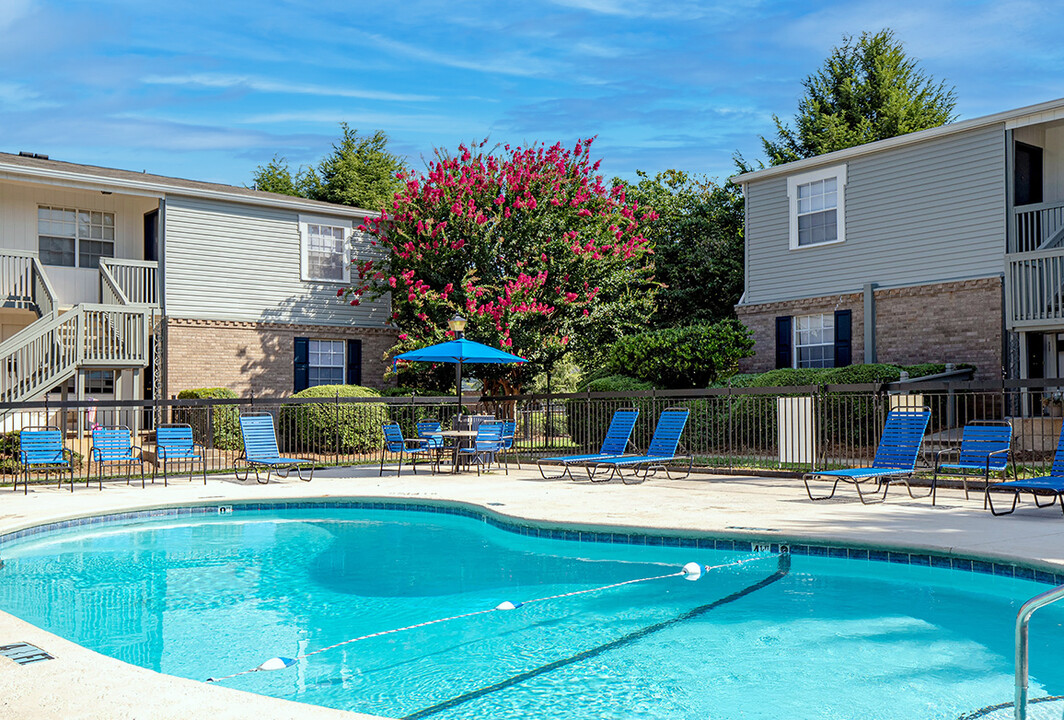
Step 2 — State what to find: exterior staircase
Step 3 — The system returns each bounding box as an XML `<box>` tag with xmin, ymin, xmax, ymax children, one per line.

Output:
<box><xmin>0</xmin><ymin>251</ymin><xmax>156</xmax><ymax>408</ymax></box>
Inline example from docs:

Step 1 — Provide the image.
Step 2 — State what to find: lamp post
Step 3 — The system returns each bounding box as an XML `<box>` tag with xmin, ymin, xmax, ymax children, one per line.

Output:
<box><xmin>448</xmin><ymin>314</ymin><xmax>467</xmax><ymax>419</ymax></box>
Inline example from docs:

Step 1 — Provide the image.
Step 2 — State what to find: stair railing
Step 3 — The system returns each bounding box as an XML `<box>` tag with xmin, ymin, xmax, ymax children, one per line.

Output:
<box><xmin>99</xmin><ymin>259</ymin><xmax>158</xmax><ymax>306</ymax></box>
<box><xmin>30</xmin><ymin>255</ymin><xmax>57</xmax><ymax>317</ymax></box>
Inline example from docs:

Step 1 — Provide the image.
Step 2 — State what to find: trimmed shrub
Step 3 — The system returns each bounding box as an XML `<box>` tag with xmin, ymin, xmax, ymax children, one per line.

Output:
<box><xmin>174</xmin><ymin>388</ymin><xmax>242</xmax><ymax>450</ymax></box>
<box><xmin>606</xmin><ymin>320</ymin><xmax>754</xmax><ymax>389</ymax></box>
<box><xmin>280</xmin><ymin>384</ymin><xmax>387</xmax><ymax>454</ymax></box>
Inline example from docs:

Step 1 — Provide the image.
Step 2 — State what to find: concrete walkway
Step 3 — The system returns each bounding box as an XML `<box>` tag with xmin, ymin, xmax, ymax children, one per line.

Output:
<box><xmin>1</xmin><ymin>464</ymin><xmax>1064</xmax><ymax>719</ymax></box>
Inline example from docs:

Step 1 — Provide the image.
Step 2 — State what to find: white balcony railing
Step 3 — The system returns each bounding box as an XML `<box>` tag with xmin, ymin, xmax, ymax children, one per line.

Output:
<box><xmin>0</xmin><ymin>250</ymin><xmax>57</xmax><ymax>316</ymax></box>
<box><xmin>1006</xmin><ymin>247</ymin><xmax>1064</xmax><ymax>327</ymax></box>
<box><xmin>100</xmin><ymin>258</ymin><xmax>158</xmax><ymax>306</ymax></box>
<box><xmin>1011</xmin><ymin>201</ymin><xmax>1064</xmax><ymax>254</ymax></box>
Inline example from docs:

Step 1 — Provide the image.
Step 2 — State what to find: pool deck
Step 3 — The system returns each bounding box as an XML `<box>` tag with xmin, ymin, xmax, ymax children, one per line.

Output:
<box><xmin>2</xmin><ymin>464</ymin><xmax>1064</xmax><ymax>719</ymax></box>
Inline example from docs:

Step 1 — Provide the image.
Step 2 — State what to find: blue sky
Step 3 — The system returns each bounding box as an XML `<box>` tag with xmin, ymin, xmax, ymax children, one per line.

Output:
<box><xmin>1</xmin><ymin>0</ymin><xmax>1063</xmax><ymax>187</ymax></box>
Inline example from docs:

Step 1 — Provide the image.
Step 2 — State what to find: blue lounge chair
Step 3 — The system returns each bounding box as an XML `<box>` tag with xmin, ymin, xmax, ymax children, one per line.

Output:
<box><xmin>153</xmin><ymin>423</ymin><xmax>207</xmax><ymax>486</ymax></box>
<box><xmin>237</xmin><ymin>413</ymin><xmax>314</xmax><ymax>483</ymax></box>
<box><xmin>91</xmin><ymin>426</ymin><xmax>146</xmax><ymax>490</ymax></box>
<box><xmin>803</xmin><ymin>408</ymin><xmax>931</xmax><ymax>504</ymax></box>
<box><xmin>458</xmin><ymin>421</ymin><xmax>505</xmax><ymax>475</ymax></box>
<box><xmin>986</xmin><ymin>427</ymin><xmax>1064</xmax><ymax>516</ymax></box>
<box><xmin>18</xmin><ymin>426</ymin><xmax>75</xmax><ymax>494</ymax></box>
<box><xmin>932</xmin><ymin>420</ymin><xmax>1013</xmax><ymax>506</ymax></box>
<box><xmin>538</xmin><ymin>408</ymin><xmax>640</xmax><ymax>480</ymax></box>
<box><xmin>587</xmin><ymin>408</ymin><xmax>692</xmax><ymax>484</ymax></box>
<box><xmin>381</xmin><ymin>422</ymin><xmax>437</xmax><ymax>476</ymax></box>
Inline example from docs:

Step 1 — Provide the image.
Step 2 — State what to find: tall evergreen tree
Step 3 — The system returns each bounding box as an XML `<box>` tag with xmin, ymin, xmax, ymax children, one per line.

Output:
<box><xmin>250</xmin><ymin>124</ymin><xmax>405</xmax><ymax>211</ymax></box>
<box><xmin>762</xmin><ymin>29</ymin><xmax>957</xmax><ymax>165</ymax></box>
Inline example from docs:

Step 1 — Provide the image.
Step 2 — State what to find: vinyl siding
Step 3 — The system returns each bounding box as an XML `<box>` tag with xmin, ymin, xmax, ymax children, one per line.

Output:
<box><xmin>744</xmin><ymin>125</ymin><xmax>1007</xmax><ymax>304</ymax></box>
<box><xmin>162</xmin><ymin>195</ymin><xmax>390</xmax><ymax>327</ymax></box>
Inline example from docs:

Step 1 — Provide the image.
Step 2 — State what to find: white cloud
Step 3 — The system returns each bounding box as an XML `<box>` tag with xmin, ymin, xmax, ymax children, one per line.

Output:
<box><xmin>142</xmin><ymin>73</ymin><xmax>436</xmax><ymax>102</ymax></box>
<box><xmin>0</xmin><ymin>82</ymin><xmax>57</xmax><ymax>110</ymax></box>
<box><xmin>0</xmin><ymin>0</ymin><xmax>33</xmax><ymax>31</ymax></box>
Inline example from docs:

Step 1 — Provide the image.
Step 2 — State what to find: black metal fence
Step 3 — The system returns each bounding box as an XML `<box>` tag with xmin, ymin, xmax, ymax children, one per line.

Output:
<box><xmin>4</xmin><ymin>378</ymin><xmax>1064</xmax><ymax>486</ymax></box>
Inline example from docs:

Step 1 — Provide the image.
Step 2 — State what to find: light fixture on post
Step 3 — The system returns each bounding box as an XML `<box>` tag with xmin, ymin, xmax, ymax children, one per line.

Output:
<box><xmin>448</xmin><ymin>313</ymin><xmax>467</xmax><ymax>338</ymax></box>
<box><xmin>447</xmin><ymin>314</ymin><xmax>468</xmax><ymax>420</ymax></box>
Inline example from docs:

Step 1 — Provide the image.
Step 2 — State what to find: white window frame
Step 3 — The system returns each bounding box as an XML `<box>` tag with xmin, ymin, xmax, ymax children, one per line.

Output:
<box><xmin>307</xmin><ymin>338</ymin><xmax>347</xmax><ymax>388</ymax></box>
<box><xmin>786</xmin><ymin>165</ymin><xmax>847</xmax><ymax>250</ymax></box>
<box><xmin>299</xmin><ymin>214</ymin><xmax>352</xmax><ymax>283</ymax></box>
<box><xmin>37</xmin><ymin>205</ymin><xmax>116</xmax><ymax>268</ymax></box>
<box><xmin>793</xmin><ymin>313</ymin><xmax>835</xmax><ymax>369</ymax></box>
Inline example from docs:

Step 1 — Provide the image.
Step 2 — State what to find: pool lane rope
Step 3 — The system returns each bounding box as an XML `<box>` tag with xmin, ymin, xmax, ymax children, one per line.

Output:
<box><xmin>205</xmin><ymin>555</ymin><xmax>774</xmax><ymax>683</ymax></box>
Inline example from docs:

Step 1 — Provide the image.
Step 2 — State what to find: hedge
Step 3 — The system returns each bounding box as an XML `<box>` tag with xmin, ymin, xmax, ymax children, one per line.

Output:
<box><xmin>279</xmin><ymin>384</ymin><xmax>387</xmax><ymax>454</ymax></box>
<box><xmin>174</xmin><ymin>388</ymin><xmax>242</xmax><ymax>450</ymax></box>
<box><xmin>566</xmin><ymin>375</ymin><xmax>657</xmax><ymax>450</ymax></box>
<box><xmin>606</xmin><ymin>320</ymin><xmax>754</xmax><ymax>389</ymax></box>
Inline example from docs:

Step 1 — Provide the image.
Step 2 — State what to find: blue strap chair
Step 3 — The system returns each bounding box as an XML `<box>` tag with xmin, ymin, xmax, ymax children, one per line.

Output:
<box><xmin>416</xmin><ymin>418</ymin><xmax>446</xmax><ymax>467</ymax></box>
<box><xmin>932</xmin><ymin>420</ymin><xmax>1013</xmax><ymax>506</ymax></box>
<box><xmin>803</xmin><ymin>408</ymin><xmax>931</xmax><ymax>504</ymax></box>
<box><xmin>153</xmin><ymin>423</ymin><xmax>207</xmax><ymax>486</ymax></box>
<box><xmin>91</xmin><ymin>426</ymin><xmax>146</xmax><ymax>490</ymax></box>
<box><xmin>237</xmin><ymin>413</ymin><xmax>314</xmax><ymax>484</ymax></box>
<box><xmin>538</xmin><ymin>408</ymin><xmax>640</xmax><ymax>480</ymax></box>
<box><xmin>458</xmin><ymin>421</ymin><xmax>505</xmax><ymax>475</ymax></box>
<box><xmin>18</xmin><ymin>426</ymin><xmax>75</xmax><ymax>494</ymax></box>
<box><xmin>587</xmin><ymin>408</ymin><xmax>692</xmax><ymax>484</ymax></box>
<box><xmin>500</xmin><ymin>419</ymin><xmax>519</xmax><ymax>469</ymax></box>
<box><xmin>381</xmin><ymin>422</ymin><xmax>437</xmax><ymax>476</ymax></box>
<box><xmin>986</xmin><ymin>426</ymin><xmax>1064</xmax><ymax>516</ymax></box>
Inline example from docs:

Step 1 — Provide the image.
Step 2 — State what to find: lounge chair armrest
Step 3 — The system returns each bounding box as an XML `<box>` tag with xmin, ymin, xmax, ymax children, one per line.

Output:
<box><xmin>194</xmin><ymin>442</ymin><xmax>207</xmax><ymax>452</ymax></box>
<box><xmin>934</xmin><ymin>448</ymin><xmax>958</xmax><ymax>461</ymax></box>
<box><xmin>987</xmin><ymin>448</ymin><xmax>1010</xmax><ymax>457</ymax></box>
<box><xmin>131</xmin><ymin>445</ymin><xmax>145</xmax><ymax>457</ymax></box>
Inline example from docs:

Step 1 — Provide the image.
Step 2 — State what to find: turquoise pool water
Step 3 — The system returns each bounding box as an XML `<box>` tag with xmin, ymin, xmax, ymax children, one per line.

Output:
<box><xmin>0</xmin><ymin>506</ymin><xmax>1062</xmax><ymax>720</ymax></box>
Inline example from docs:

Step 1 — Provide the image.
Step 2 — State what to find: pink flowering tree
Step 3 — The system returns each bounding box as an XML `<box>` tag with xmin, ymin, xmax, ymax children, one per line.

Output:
<box><xmin>345</xmin><ymin>138</ymin><xmax>658</xmax><ymax>395</ymax></box>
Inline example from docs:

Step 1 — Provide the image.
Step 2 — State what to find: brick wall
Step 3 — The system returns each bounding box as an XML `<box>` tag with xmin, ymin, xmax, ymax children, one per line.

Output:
<box><xmin>735</xmin><ymin>292</ymin><xmax>863</xmax><ymax>374</ymax></box>
<box><xmin>165</xmin><ymin>318</ymin><xmax>398</xmax><ymax>398</ymax></box>
<box><xmin>735</xmin><ymin>277</ymin><xmax>1002</xmax><ymax>379</ymax></box>
<box><xmin>874</xmin><ymin>278</ymin><xmax>1002</xmax><ymax>379</ymax></box>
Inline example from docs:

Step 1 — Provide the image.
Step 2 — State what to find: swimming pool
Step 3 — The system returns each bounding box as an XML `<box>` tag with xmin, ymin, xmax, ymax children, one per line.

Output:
<box><xmin>0</xmin><ymin>502</ymin><xmax>1062</xmax><ymax>720</ymax></box>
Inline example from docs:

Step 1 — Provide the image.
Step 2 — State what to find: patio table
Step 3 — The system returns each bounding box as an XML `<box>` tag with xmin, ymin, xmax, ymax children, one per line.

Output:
<box><xmin>439</xmin><ymin>430</ymin><xmax>477</xmax><ymax>473</ymax></box>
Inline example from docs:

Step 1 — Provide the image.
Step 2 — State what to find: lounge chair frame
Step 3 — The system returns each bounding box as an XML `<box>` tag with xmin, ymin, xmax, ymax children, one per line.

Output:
<box><xmin>18</xmin><ymin>426</ymin><xmax>75</xmax><ymax>494</ymax></box>
<box><xmin>236</xmin><ymin>413</ymin><xmax>314</xmax><ymax>484</ymax></box>
<box><xmin>986</xmin><ymin>426</ymin><xmax>1064</xmax><ymax>517</ymax></box>
<box><xmin>803</xmin><ymin>408</ymin><xmax>931</xmax><ymax>504</ymax></box>
<box><xmin>537</xmin><ymin>408</ymin><xmax>640</xmax><ymax>480</ymax></box>
<box><xmin>586</xmin><ymin>408</ymin><xmax>693</xmax><ymax>485</ymax></box>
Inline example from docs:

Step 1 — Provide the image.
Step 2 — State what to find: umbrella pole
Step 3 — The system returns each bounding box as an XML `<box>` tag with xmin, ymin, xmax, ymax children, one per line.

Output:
<box><xmin>456</xmin><ymin>360</ymin><xmax>463</xmax><ymax>421</ymax></box>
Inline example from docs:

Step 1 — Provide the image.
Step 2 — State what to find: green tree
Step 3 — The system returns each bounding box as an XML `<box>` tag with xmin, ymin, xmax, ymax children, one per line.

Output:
<box><xmin>347</xmin><ymin>138</ymin><xmax>658</xmax><ymax>395</ymax></box>
<box><xmin>762</xmin><ymin>29</ymin><xmax>957</xmax><ymax>165</ymax></box>
<box><xmin>250</xmin><ymin>124</ymin><xmax>405</xmax><ymax>211</ymax></box>
<box><xmin>623</xmin><ymin>170</ymin><xmax>744</xmax><ymax>326</ymax></box>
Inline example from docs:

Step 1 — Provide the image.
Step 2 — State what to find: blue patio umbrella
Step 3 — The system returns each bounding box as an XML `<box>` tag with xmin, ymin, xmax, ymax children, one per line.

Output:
<box><xmin>392</xmin><ymin>336</ymin><xmax>527</xmax><ymax>415</ymax></box>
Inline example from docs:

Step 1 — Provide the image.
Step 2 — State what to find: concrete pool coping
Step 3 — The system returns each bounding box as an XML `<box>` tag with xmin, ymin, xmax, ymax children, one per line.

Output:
<box><xmin>3</xmin><ymin>464</ymin><xmax>1064</xmax><ymax>719</ymax></box>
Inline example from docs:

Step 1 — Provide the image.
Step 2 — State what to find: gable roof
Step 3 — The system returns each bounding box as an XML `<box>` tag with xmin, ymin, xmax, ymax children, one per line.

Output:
<box><xmin>0</xmin><ymin>151</ymin><xmax>375</xmax><ymax>218</ymax></box>
<box><xmin>730</xmin><ymin>95</ymin><xmax>1064</xmax><ymax>186</ymax></box>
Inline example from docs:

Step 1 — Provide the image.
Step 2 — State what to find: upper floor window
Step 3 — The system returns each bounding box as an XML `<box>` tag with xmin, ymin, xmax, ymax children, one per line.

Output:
<box><xmin>38</xmin><ymin>206</ymin><xmax>115</xmax><ymax>268</ymax></box>
<box><xmin>786</xmin><ymin>165</ymin><xmax>846</xmax><ymax>250</ymax></box>
<box><xmin>300</xmin><ymin>215</ymin><xmax>351</xmax><ymax>283</ymax></box>
<box><xmin>794</xmin><ymin>313</ymin><xmax>834</xmax><ymax>368</ymax></box>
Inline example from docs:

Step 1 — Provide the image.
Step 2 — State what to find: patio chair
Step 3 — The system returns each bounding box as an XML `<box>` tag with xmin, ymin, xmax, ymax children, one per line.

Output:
<box><xmin>586</xmin><ymin>408</ymin><xmax>692</xmax><ymax>485</ymax></box>
<box><xmin>153</xmin><ymin>423</ymin><xmax>207</xmax><ymax>486</ymax></box>
<box><xmin>537</xmin><ymin>408</ymin><xmax>640</xmax><ymax>480</ymax></box>
<box><xmin>91</xmin><ymin>425</ymin><xmax>146</xmax><ymax>490</ymax></box>
<box><xmin>986</xmin><ymin>426</ymin><xmax>1064</xmax><ymax>516</ymax></box>
<box><xmin>803</xmin><ymin>408</ymin><xmax>931</xmax><ymax>504</ymax></box>
<box><xmin>381</xmin><ymin>422</ymin><xmax>437</xmax><ymax>476</ymax></box>
<box><xmin>931</xmin><ymin>420</ymin><xmax>1013</xmax><ymax>506</ymax></box>
<box><xmin>500</xmin><ymin>419</ymin><xmax>520</xmax><ymax>469</ymax></box>
<box><xmin>237</xmin><ymin>413</ymin><xmax>314</xmax><ymax>484</ymax></box>
<box><xmin>416</xmin><ymin>418</ymin><xmax>447</xmax><ymax>467</ymax></box>
<box><xmin>18</xmin><ymin>426</ymin><xmax>76</xmax><ymax>494</ymax></box>
<box><xmin>457</xmin><ymin>421</ymin><xmax>505</xmax><ymax>476</ymax></box>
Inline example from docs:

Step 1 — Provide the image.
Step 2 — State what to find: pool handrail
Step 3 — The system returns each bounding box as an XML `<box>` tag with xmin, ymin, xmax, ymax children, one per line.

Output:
<box><xmin>1016</xmin><ymin>582</ymin><xmax>1064</xmax><ymax>720</ymax></box>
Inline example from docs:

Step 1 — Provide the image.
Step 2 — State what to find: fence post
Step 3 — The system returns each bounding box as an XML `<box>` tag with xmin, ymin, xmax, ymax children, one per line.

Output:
<box><xmin>726</xmin><ymin>383</ymin><xmax>733</xmax><ymax>472</ymax></box>
<box><xmin>335</xmin><ymin>391</ymin><xmax>341</xmax><ymax>463</ymax></box>
<box><xmin>584</xmin><ymin>389</ymin><xmax>591</xmax><ymax>453</ymax></box>
<box><xmin>206</xmin><ymin>403</ymin><xmax>214</xmax><ymax>450</ymax></box>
